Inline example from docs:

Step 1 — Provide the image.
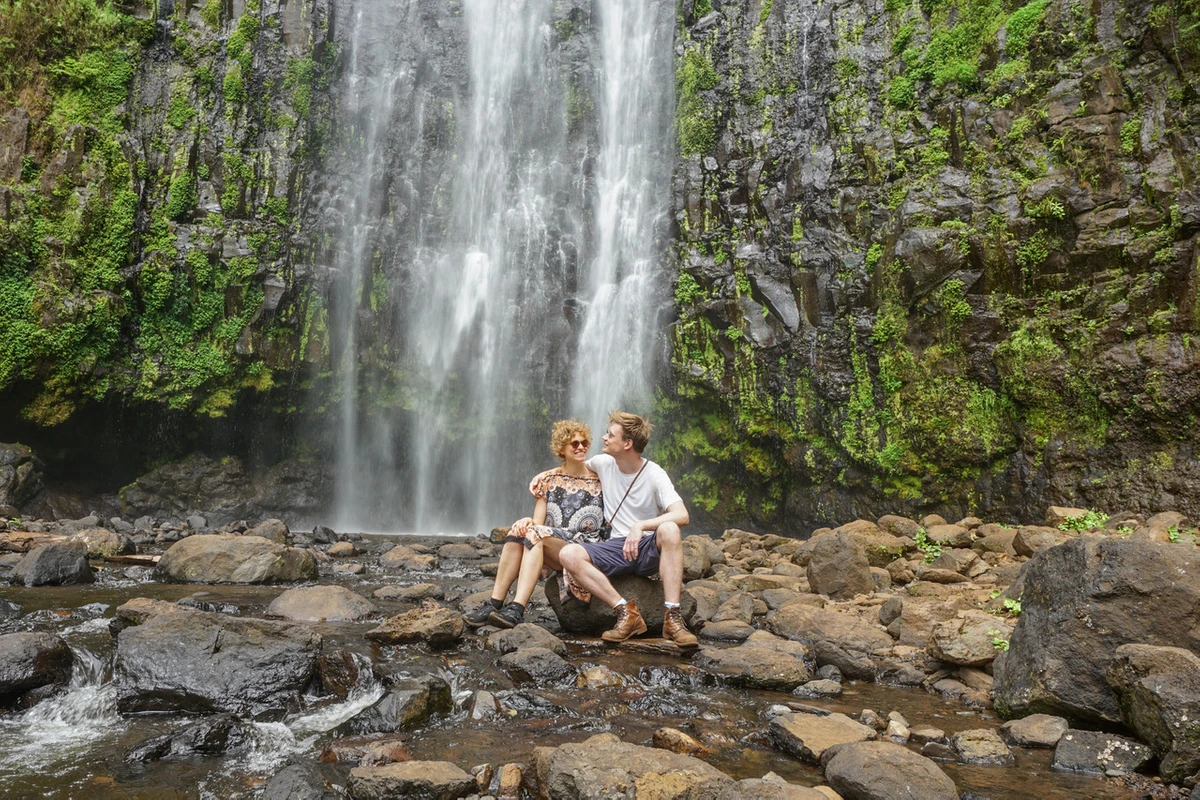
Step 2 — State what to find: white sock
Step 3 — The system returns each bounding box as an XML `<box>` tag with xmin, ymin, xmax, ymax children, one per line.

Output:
<box><xmin>614</xmin><ymin>598</ymin><xmax>627</xmax><ymax>608</ymax></box>
<box><xmin>664</xmin><ymin>601</ymin><xmax>680</xmax><ymax>609</ymax></box>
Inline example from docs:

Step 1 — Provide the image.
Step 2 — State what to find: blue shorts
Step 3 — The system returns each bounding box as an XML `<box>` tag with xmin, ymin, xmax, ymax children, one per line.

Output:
<box><xmin>581</xmin><ymin>534</ymin><xmax>660</xmax><ymax>578</ymax></box>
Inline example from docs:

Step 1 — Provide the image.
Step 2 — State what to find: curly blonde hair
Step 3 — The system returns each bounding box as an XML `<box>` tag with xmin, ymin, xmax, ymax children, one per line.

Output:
<box><xmin>550</xmin><ymin>419</ymin><xmax>592</xmax><ymax>460</ymax></box>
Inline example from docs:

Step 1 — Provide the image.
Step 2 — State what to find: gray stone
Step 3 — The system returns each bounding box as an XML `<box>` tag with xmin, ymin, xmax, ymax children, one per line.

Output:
<box><xmin>951</xmin><ymin>728</ymin><xmax>1013</xmax><ymax>765</ymax></box>
<box><xmin>267</xmin><ymin>585</ymin><xmax>377</xmax><ymax>621</ymax></box>
<box><xmin>347</xmin><ymin>761</ymin><xmax>475</xmax><ymax>800</ymax></box>
<box><xmin>486</xmin><ymin>623</ymin><xmax>566</xmax><ymax>656</ymax></box>
<box><xmin>1106</xmin><ymin>643</ymin><xmax>1200</xmax><ymax>782</ymax></box>
<box><xmin>154</xmin><ymin>535</ymin><xmax>316</xmax><ymax>584</ymax></box>
<box><xmin>1000</xmin><ymin>714</ymin><xmax>1069</xmax><ymax>748</ymax></box>
<box><xmin>807</xmin><ymin>532</ymin><xmax>873</xmax><ymax>600</ymax></box>
<box><xmin>696</xmin><ymin>645</ymin><xmax>810</xmax><ymax>690</ymax></box>
<box><xmin>1052</xmin><ymin>729</ymin><xmax>1154</xmax><ymax>774</ymax></box>
<box><xmin>822</xmin><ymin>740</ymin><xmax>958</xmax><ymax>800</ymax></box>
<box><xmin>498</xmin><ymin>646</ymin><xmax>575</xmax><ymax>682</ymax></box>
<box><xmin>770</xmin><ymin>712</ymin><xmax>876</xmax><ymax>763</ymax></box>
<box><xmin>545</xmin><ymin>574</ymin><xmax>696</xmax><ymax>635</ymax></box>
<box><xmin>542</xmin><ymin>735</ymin><xmax>732</xmax><ymax>798</ymax></box>
<box><xmin>0</xmin><ymin>632</ymin><xmax>73</xmax><ymax>699</ymax></box>
<box><xmin>11</xmin><ymin>542</ymin><xmax>93</xmax><ymax>586</ymax></box>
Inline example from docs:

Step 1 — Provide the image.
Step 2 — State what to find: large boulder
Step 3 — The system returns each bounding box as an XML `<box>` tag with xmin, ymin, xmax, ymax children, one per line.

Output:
<box><xmin>267</xmin><ymin>586</ymin><xmax>377</xmax><ymax>621</ymax></box>
<box><xmin>540</xmin><ymin>735</ymin><xmax>732</xmax><ymax>798</ymax></box>
<box><xmin>10</xmin><ymin>542</ymin><xmax>93</xmax><ymax>586</ymax></box>
<box><xmin>0</xmin><ymin>443</ymin><xmax>45</xmax><ymax>514</ymax></box>
<box><xmin>114</xmin><ymin>611</ymin><xmax>322</xmax><ymax>717</ymax></box>
<box><xmin>806</xmin><ymin>532</ymin><xmax>873</xmax><ymax>600</ymax></box>
<box><xmin>770</xmin><ymin>711</ymin><xmax>876</xmax><ymax>762</ymax></box>
<box><xmin>1106</xmin><ymin>643</ymin><xmax>1200</xmax><ymax>782</ymax></box>
<box><xmin>831</xmin><ymin>520</ymin><xmax>906</xmax><ymax>567</ymax></box>
<box><xmin>336</xmin><ymin>675</ymin><xmax>451</xmax><ymax>735</ymax></box>
<box><xmin>154</xmin><ymin>535</ymin><xmax>317</xmax><ymax>584</ymax></box>
<box><xmin>767</xmin><ymin>603</ymin><xmax>892</xmax><ymax>653</ymax></box>
<box><xmin>696</xmin><ymin>644</ymin><xmax>811</xmax><ymax>690</ymax></box>
<box><xmin>821</xmin><ymin>740</ymin><xmax>958</xmax><ymax>800</ymax></box>
<box><xmin>931</xmin><ymin>610</ymin><xmax>1014</xmax><ymax>666</ymax></box>
<box><xmin>365</xmin><ymin>602</ymin><xmax>464</xmax><ymax>648</ymax></box>
<box><xmin>1051</xmin><ymin>729</ymin><xmax>1154</xmax><ymax>774</ymax></box>
<box><xmin>0</xmin><ymin>632</ymin><xmax>73</xmax><ymax>701</ymax></box>
<box><xmin>545</xmin><ymin>574</ymin><xmax>696</xmax><ymax>635</ymax></box>
<box><xmin>70</xmin><ymin>528</ymin><xmax>135</xmax><ymax>557</ymax></box>
<box><xmin>993</xmin><ymin>537</ymin><xmax>1200</xmax><ymax>724</ymax></box>
<box><xmin>347</xmin><ymin>761</ymin><xmax>476</xmax><ymax>800</ymax></box>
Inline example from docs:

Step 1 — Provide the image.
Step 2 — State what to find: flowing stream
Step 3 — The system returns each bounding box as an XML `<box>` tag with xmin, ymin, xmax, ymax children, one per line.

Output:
<box><xmin>322</xmin><ymin>0</ymin><xmax>674</xmax><ymax>534</ymax></box>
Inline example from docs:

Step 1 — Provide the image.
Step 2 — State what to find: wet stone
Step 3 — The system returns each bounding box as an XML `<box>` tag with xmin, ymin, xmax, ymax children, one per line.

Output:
<box><xmin>1000</xmin><ymin>713</ymin><xmax>1069</xmax><ymax>748</ymax></box>
<box><xmin>486</xmin><ymin>623</ymin><xmax>566</xmax><ymax>656</ymax></box>
<box><xmin>1052</xmin><ymin>729</ymin><xmax>1155</xmax><ymax>775</ymax></box>
<box><xmin>498</xmin><ymin>646</ymin><xmax>574</xmax><ymax>683</ymax></box>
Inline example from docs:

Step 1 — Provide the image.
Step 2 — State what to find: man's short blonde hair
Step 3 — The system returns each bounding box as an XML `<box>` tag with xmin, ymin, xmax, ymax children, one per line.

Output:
<box><xmin>609</xmin><ymin>410</ymin><xmax>652</xmax><ymax>453</ymax></box>
<box><xmin>550</xmin><ymin>419</ymin><xmax>591</xmax><ymax>460</ymax></box>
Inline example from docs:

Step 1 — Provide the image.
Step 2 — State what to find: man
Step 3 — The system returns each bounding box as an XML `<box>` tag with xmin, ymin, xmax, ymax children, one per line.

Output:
<box><xmin>534</xmin><ymin>411</ymin><xmax>698</xmax><ymax>648</ymax></box>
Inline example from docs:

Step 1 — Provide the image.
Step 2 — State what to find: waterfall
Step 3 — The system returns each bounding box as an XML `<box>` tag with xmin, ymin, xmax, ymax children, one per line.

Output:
<box><xmin>324</xmin><ymin>0</ymin><xmax>673</xmax><ymax>533</ymax></box>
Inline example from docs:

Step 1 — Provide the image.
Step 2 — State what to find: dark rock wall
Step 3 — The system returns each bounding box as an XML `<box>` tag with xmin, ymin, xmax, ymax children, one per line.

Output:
<box><xmin>1</xmin><ymin>0</ymin><xmax>1198</xmax><ymax>529</ymax></box>
<box><xmin>659</xmin><ymin>0</ymin><xmax>1200</xmax><ymax>530</ymax></box>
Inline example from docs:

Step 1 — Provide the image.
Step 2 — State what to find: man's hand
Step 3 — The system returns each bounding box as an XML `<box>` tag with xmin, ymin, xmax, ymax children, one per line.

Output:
<box><xmin>622</xmin><ymin>522</ymin><xmax>646</xmax><ymax>561</ymax></box>
<box><xmin>528</xmin><ymin>470</ymin><xmax>553</xmax><ymax>498</ymax></box>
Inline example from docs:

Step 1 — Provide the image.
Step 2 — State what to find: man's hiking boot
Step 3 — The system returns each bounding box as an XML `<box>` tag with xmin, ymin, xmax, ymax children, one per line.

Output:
<box><xmin>662</xmin><ymin>606</ymin><xmax>698</xmax><ymax>649</ymax></box>
<box><xmin>465</xmin><ymin>601</ymin><xmax>499</xmax><ymax>629</ymax></box>
<box><xmin>601</xmin><ymin>600</ymin><xmax>647</xmax><ymax>642</ymax></box>
<box><xmin>488</xmin><ymin>604</ymin><xmax>525</xmax><ymax>629</ymax></box>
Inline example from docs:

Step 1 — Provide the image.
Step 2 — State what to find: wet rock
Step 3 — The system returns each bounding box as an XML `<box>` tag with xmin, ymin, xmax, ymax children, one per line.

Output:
<box><xmin>770</xmin><ymin>711</ymin><xmax>876</xmax><ymax>763</ymax></box>
<box><xmin>320</xmin><ymin>734</ymin><xmax>413</xmax><ymax>765</ymax></box>
<box><xmin>10</xmin><ymin>542</ymin><xmax>93</xmax><ymax>586</ymax></box>
<box><xmin>347</xmin><ymin>761</ymin><xmax>476</xmax><ymax>800</ymax></box>
<box><xmin>470</xmin><ymin>690</ymin><xmax>499</xmax><ymax>720</ymax></box>
<box><xmin>1052</xmin><ymin>729</ymin><xmax>1154</xmax><ymax>775</ymax></box>
<box><xmin>541</xmin><ymin>735</ymin><xmax>732</xmax><ymax>798</ymax></box>
<box><xmin>380</xmin><ymin>545</ymin><xmax>437</xmax><ymax>571</ymax></box>
<box><xmin>1106</xmin><ymin>643</ymin><xmax>1200</xmax><ymax>782</ymax></box>
<box><xmin>69</xmin><ymin>528</ymin><xmax>135</xmax><ymax>557</ymax></box>
<box><xmin>1000</xmin><ymin>714</ymin><xmax>1069</xmax><ymax>748</ymax></box>
<box><xmin>699</xmin><ymin>620</ymin><xmax>756</xmax><ymax>642</ymax></box>
<box><xmin>261</xmin><ymin>763</ymin><xmax>335</xmax><ymax>799</ymax></box>
<box><xmin>951</xmin><ymin>728</ymin><xmax>1013</xmax><ymax>765</ymax></box>
<box><xmin>124</xmin><ymin>713</ymin><xmax>252</xmax><ymax>762</ymax></box>
<box><xmin>821</xmin><ymin>740</ymin><xmax>958</xmax><ymax>800</ymax></box>
<box><xmin>792</xmin><ymin>679</ymin><xmax>842</xmax><ymax>699</ymax></box>
<box><xmin>0</xmin><ymin>632</ymin><xmax>73</xmax><ymax>702</ymax></box>
<box><xmin>328</xmin><ymin>541</ymin><xmax>357</xmax><ymax>557</ymax></box>
<box><xmin>154</xmin><ymin>535</ymin><xmax>317</xmax><ymax>584</ymax></box>
<box><xmin>486</xmin><ymin>623</ymin><xmax>566</xmax><ymax>656</ymax></box>
<box><xmin>806</xmin><ymin>532</ymin><xmax>873</xmax><ymax>600</ymax></box>
<box><xmin>697</xmin><ymin>644</ymin><xmax>810</xmax><ymax>690</ymax></box>
<box><xmin>109</xmin><ymin>597</ymin><xmax>198</xmax><ymax>635</ymax></box>
<box><xmin>576</xmin><ymin>664</ymin><xmax>624</xmax><ymax>689</ymax></box>
<box><xmin>718</xmin><ymin>777</ymin><xmax>827</xmax><ymax>798</ymax></box>
<box><xmin>910</xmin><ymin>726</ymin><xmax>946</xmax><ymax>744</ymax></box>
<box><xmin>337</xmin><ymin>675</ymin><xmax>450</xmax><ymax>736</ymax></box>
<box><xmin>115</xmin><ymin>611</ymin><xmax>321</xmax><ymax>717</ymax></box>
<box><xmin>767</xmin><ymin>603</ymin><xmax>892</xmax><ymax>652</ymax></box>
<box><xmin>267</xmin><ymin>585</ymin><xmax>377</xmax><ymax>621</ymax></box>
<box><xmin>545</xmin><ymin>574</ymin><xmax>696</xmax><ymax>635</ymax></box>
<box><xmin>993</xmin><ymin>537</ymin><xmax>1200</xmax><ymax>724</ymax></box>
<box><xmin>932</xmin><ymin>610</ymin><xmax>1014</xmax><ymax>666</ymax></box>
<box><xmin>437</xmin><ymin>542</ymin><xmax>480</xmax><ymax>560</ymax></box>
<box><xmin>373</xmin><ymin>583</ymin><xmax>443</xmax><ymax>601</ymax></box>
<box><xmin>652</xmin><ymin>727</ymin><xmax>709</xmax><ymax>756</ymax></box>
<box><xmin>498</xmin><ymin>646</ymin><xmax>575</xmax><ymax>683</ymax></box>
<box><xmin>365</xmin><ymin>602</ymin><xmax>465</xmax><ymax>647</ymax></box>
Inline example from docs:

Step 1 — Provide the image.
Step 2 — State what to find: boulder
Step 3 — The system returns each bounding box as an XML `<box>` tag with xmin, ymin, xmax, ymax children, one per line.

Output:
<box><xmin>719</xmin><ymin>778</ymin><xmax>827</xmax><ymax>798</ymax></box>
<box><xmin>124</xmin><ymin>713</ymin><xmax>252</xmax><ymax>762</ymax></box>
<box><xmin>793</xmin><ymin>679</ymin><xmax>843</xmax><ymax>699</ymax></box>
<box><xmin>770</xmin><ymin>712</ymin><xmax>876</xmax><ymax>762</ymax></box>
<box><xmin>328</xmin><ymin>541</ymin><xmax>357</xmax><ymax>557</ymax></box>
<box><xmin>1106</xmin><ymin>643</ymin><xmax>1200</xmax><ymax>782</ymax></box>
<box><xmin>972</xmin><ymin>525</ymin><xmax>1018</xmax><ymax>555</ymax></box>
<box><xmin>267</xmin><ymin>585</ymin><xmax>377</xmax><ymax>622</ymax></box>
<box><xmin>1045</xmin><ymin>506</ymin><xmax>1090</xmax><ymax>528</ymax></box>
<box><xmin>1013</xmin><ymin>526</ymin><xmax>1069</xmax><ymax>556</ymax></box>
<box><xmin>545</xmin><ymin>574</ymin><xmax>696</xmax><ymax>635</ymax></box>
<box><xmin>807</xmin><ymin>532</ymin><xmax>873</xmax><ymax>600</ymax></box>
<box><xmin>699</xmin><ymin>620</ymin><xmax>755</xmax><ymax>642</ymax></box>
<box><xmin>1000</xmin><ymin>714</ymin><xmax>1068</xmax><ymax>748</ymax></box>
<box><xmin>347</xmin><ymin>761</ymin><xmax>476</xmax><ymax>800</ymax></box>
<box><xmin>373</xmin><ymin>583</ymin><xmax>443</xmax><ymax>601</ymax></box>
<box><xmin>0</xmin><ymin>443</ymin><xmax>44</xmax><ymax>512</ymax></box>
<box><xmin>768</xmin><ymin>603</ymin><xmax>892</xmax><ymax>653</ymax></box>
<box><xmin>498</xmin><ymin>647</ymin><xmax>575</xmax><ymax>682</ymax></box>
<box><xmin>696</xmin><ymin>645</ymin><xmax>811</xmax><ymax>690</ymax></box>
<box><xmin>248</xmin><ymin>519</ymin><xmax>291</xmax><ymax>544</ymax></box>
<box><xmin>1051</xmin><ymin>729</ymin><xmax>1154</xmax><ymax>774</ymax></box>
<box><xmin>261</xmin><ymin>763</ymin><xmax>332</xmax><ymax>800</ymax></box>
<box><xmin>951</xmin><ymin>728</ymin><xmax>1013</xmax><ymax>765</ymax></box>
<box><xmin>682</xmin><ymin>536</ymin><xmax>712</xmax><ymax>580</ymax></box>
<box><xmin>711</xmin><ymin>592</ymin><xmax>755</xmax><ymax>624</ymax></box>
<box><xmin>486</xmin><ymin>623</ymin><xmax>566</xmax><ymax>656</ymax></box>
<box><xmin>821</xmin><ymin>740</ymin><xmax>958</xmax><ymax>800</ymax></box>
<box><xmin>931</xmin><ymin>611</ymin><xmax>1014</xmax><ymax>666</ymax></box>
<box><xmin>70</xmin><ymin>528</ymin><xmax>135</xmax><ymax>557</ymax></box>
<box><xmin>336</xmin><ymin>675</ymin><xmax>451</xmax><ymax>735</ymax></box>
<box><xmin>0</xmin><ymin>632</ymin><xmax>73</xmax><ymax>700</ymax></box>
<box><xmin>924</xmin><ymin>525</ymin><xmax>972</xmax><ymax>548</ymax></box>
<box><xmin>832</xmin><ymin>520</ymin><xmax>906</xmax><ymax>567</ymax></box>
<box><xmin>541</xmin><ymin>735</ymin><xmax>732</xmax><ymax>798</ymax></box>
<box><xmin>877</xmin><ymin>515</ymin><xmax>921</xmax><ymax>539</ymax></box>
<box><xmin>652</xmin><ymin>727</ymin><xmax>709</xmax><ymax>757</ymax></box>
<box><xmin>993</xmin><ymin>537</ymin><xmax>1200</xmax><ymax>724</ymax></box>
<box><xmin>437</xmin><ymin>543</ymin><xmax>480</xmax><ymax>560</ymax></box>
<box><xmin>380</xmin><ymin>545</ymin><xmax>437</xmax><ymax>571</ymax></box>
<box><xmin>154</xmin><ymin>535</ymin><xmax>317</xmax><ymax>584</ymax></box>
<box><xmin>365</xmin><ymin>603</ymin><xmax>464</xmax><ymax>648</ymax></box>
<box><xmin>10</xmin><ymin>542</ymin><xmax>93</xmax><ymax>586</ymax></box>
<box><xmin>114</xmin><ymin>611</ymin><xmax>321</xmax><ymax>717</ymax></box>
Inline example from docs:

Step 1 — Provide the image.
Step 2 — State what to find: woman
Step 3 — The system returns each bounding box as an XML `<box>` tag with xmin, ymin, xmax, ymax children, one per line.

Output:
<box><xmin>464</xmin><ymin>419</ymin><xmax>605</xmax><ymax>629</ymax></box>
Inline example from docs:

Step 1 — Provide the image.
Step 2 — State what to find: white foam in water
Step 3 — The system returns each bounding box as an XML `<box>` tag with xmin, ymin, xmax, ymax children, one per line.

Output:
<box><xmin>0</xmin><ymin>648</ymin><xmax>122</xmax><ymax>779</ymax></box>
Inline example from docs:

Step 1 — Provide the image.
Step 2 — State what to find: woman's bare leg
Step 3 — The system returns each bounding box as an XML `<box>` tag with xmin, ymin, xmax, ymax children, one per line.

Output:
<box><xmin>490</xmin><ymin>540</ymin><xmax>525</xmax><ymax>602</ymax></box>
<box><xmin>513</xmin><ymin>538</ymin><xmax>569</xmax><ymax>606</ymax></box>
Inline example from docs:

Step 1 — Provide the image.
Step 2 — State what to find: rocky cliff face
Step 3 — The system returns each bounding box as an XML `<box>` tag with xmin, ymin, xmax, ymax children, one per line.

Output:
<box><xmin>0</xmin><ymin>0</ymin><xmax>1197</xmax><ymax>529</ymax></box>
<box><xmin>660</xmin><ymin>0</ymin><xmax>1200</xmax><ymax>528</ymax></box>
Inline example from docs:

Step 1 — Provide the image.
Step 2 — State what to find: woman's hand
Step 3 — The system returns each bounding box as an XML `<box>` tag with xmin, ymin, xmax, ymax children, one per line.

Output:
<box><xmin>510</xmin><ymin>517</ymin><xmax>534</xmax><ymax>536</ymax></box>
<box><xmin>528</xmin><ymin>470</ymin><xmax>553</xmax><ymax>498</ymax></box>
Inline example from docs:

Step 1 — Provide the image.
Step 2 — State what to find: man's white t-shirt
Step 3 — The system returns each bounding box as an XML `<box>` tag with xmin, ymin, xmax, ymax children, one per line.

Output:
<box><xmin>586</xmin><ymin>454</ymin><xmax>682</xmax><ymax>539</ymax></box>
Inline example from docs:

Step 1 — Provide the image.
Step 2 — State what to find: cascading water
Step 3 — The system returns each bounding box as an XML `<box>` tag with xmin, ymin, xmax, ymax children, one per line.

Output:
<box><xmin>324</xmin><ymin>0</ymin><xmax>674</xmax><ymax>533</ymax></box>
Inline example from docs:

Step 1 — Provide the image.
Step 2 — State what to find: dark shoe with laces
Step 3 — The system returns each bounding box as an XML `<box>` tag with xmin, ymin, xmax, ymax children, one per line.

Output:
<box><xmin>488</xmin><ymin>604</ymin><xmax>525</xmax><ymax>629</ymax></box>
<box><xmin>465</xmin><ymin>601</ymin><xmax>499</xmax><ymax>629</ymax></box>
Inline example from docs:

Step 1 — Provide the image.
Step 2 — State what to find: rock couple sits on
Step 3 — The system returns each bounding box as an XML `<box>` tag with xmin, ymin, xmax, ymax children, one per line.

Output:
<box><xmin>464</xmin><ymin>411</ymin><xmax>698</xmax><ymax>649</ymax></box>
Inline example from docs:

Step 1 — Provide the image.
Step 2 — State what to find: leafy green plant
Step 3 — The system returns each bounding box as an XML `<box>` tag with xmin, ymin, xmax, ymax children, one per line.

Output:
<box><xmin>1116</xmin><ymin>525</ymin><xmax>1134</xmax><ymax>535</ymax></box>
<box><xmin>1057</xmin><ymin>509</ymin><xmax>1108</xmax><ymax>531</ymax></box>
<box><xmin>1002</xmin><ymin>598</ymin><xmax>1022</xmax><ymax>616</ymax></box>
<box><xmin>914</xmin><ymin>527</ymin><xmax>944</xmax><ymax>563</ymax></box>
<box><xmin>989</xmin><ymin>630</ymin><xmax>1010</xmax><ymax>651</ymax></box>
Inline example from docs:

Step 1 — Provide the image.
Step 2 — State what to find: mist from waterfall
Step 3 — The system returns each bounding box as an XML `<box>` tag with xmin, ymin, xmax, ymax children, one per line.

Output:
<box><xmin>325</xmin><ymin>0</ymin><xmax>674</xmax><ymax>533</ymax></box>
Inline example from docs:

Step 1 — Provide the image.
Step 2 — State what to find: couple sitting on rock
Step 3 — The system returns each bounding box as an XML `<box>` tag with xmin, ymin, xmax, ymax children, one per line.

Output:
<box><xmin>464</xmin><ymin>411</ymin><xmax>698</xmax><ymax>648</ymax></box>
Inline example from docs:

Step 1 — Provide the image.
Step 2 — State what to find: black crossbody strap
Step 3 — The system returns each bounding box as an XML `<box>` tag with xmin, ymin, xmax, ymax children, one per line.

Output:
<box><xmin>604</xmin><ymin>460</ymin><xmax>649</xmax><ymax>529</ymax></box>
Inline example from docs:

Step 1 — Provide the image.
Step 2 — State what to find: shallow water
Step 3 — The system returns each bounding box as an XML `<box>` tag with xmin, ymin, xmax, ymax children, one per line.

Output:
<box><xmin>0</xmin><ymin>540</ymin><xmax>1169</xmax><ymax>799</ymax></box>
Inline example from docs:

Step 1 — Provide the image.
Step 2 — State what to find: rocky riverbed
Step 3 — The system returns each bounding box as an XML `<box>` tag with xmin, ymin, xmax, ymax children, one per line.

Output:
<box><xmin>1</xmin><ymin>506</ymin><xmax>1198</xmax><ymax>799</ymax></box>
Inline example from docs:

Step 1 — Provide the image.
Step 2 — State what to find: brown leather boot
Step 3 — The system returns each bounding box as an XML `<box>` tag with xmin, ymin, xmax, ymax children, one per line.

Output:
<box><xmin>662</xmin><ymin>606</ymin><xmax>698</xmax><ymax>649</ymax></box>
<box><xmin>601</xmin><ymin>600</ymin><xmax>647</xmax><ymax>642</ymax></box>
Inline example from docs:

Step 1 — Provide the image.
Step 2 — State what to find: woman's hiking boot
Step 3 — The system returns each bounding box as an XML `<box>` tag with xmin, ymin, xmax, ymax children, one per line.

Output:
<box><xmin>465</xmin><ymin>600</ymin><xmax>500</xmax><ymax>628</ymax></box>
<box><xmin>662</xmin><ymin>607</ymin><xmax>698</xmax><ymax>649</ymax></box>
<box><xmin>601</xmin><ymin>600</ymin><xmax>647</xmax><ymax>642</ymax></box>
<box><xmin>488</xmin><ymin>603</ymin><xmax>525</xmax><ymax>629</ymax></box>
